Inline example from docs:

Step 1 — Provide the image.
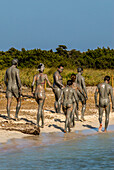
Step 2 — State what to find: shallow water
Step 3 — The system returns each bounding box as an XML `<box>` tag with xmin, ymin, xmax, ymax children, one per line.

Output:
<box><xmin>0</xmin><ymin>126</ymin><xmax>114</xmax><ymax>170</ymax></box>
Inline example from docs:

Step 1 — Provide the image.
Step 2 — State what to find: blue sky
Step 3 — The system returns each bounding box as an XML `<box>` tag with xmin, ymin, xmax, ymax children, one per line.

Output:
<box><xmin>0</xmin><ymin>0</ymin><xmax>114</xmax><ymax>52</ymax></box>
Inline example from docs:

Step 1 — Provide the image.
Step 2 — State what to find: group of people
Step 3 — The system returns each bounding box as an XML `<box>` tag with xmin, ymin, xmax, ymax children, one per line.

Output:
<box><xmin>4</xmin><ymin>59</ymin><xmax>114</xmax><ymax>133</ymax></box>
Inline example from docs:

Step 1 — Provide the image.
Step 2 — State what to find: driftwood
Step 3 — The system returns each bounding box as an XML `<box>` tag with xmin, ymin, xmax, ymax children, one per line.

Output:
<box><xmin>1</xmin><ymin>127</ymin><xmax>40</xmax><ymax>135</ymax></box>
<box><xmin>0</xmin><ymin>121</ymin><xmax>40</xmax><ymax>135</ymax></box>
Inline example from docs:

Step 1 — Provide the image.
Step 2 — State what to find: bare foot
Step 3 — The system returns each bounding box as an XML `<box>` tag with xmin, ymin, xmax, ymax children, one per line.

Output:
<box><xmin>64</xmin><ymin>129</ymin><xmax>67</xmax><ymax>133</ymax></box>
<box><xmin>15</xmin><ymin>118</ymin><xmax>20</xmax><ymax>121</ymax></box>
<box><xmin>6</xmin><ymin>117</ymin><xmax>11</xmax><ymax>120</ymax></box>
<box><xmin>41</xmin><ymin>125</ymin><xmax>44</xmax><ymax>128</ymax></box>
<box><xmin>104</xmin><ymin>129</ymin><xmax>107</xmax><ymax>133</ymax></box>
<box><xmin>81</xmin><ymin>117</ymin><xmax>86</xmax><ymax>122</ymax></box>
<box><xmin>98</xmin><ymin>124</ymin><xmax>102</xmax><ymax>132</ymax></box>
<box><xmin>76</xmin><ymin>118</ymin><xmax>80</xmax><ymax>121</ymax></box>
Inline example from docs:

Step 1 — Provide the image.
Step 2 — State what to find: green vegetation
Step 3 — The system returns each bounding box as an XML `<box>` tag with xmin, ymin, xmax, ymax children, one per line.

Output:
<box><xmin>0</xmin><ymin>45</ymin><xmax>114</xmax><ymax>69</ymax></box>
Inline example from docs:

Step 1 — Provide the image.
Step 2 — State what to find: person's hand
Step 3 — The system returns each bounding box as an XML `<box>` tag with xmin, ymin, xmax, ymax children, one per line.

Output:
<box><xmin>62</xmin><ymin>86</ymin><xmax>65</xmax><ymax>89</ymax></box>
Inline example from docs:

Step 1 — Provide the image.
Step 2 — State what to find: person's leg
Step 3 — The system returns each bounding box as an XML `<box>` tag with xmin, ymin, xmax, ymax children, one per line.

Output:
<box><xmin>41</xmin><ymin>99</ymin><xmax>45</xmax><ymax>128</ymax></box>
<box><xmin>54</xmin><ymin>99</ymin><xmax>58</xmax><ymax>113</ymax></box>
<box><xmin>75</xmin><ymin>92</ymin><xmax>79</xmax><ymax>120</ymax></box>
<box><xmin>81</xmin><ymin>99</ymin><xmax>86</xmax><ymax>121</ymax></box>
<box><xmin>75</xmin><ymin>102</ymin><xmax>79</xmax><ymax>121</ymax></box>
<box><xmin>7</xmin><ymin>97</ymin><xmax>12</xmax><ymax>119</ymax></box>
<box><xmin>98</xmin><ymin>107</ymin><xmax>104</xmax><ymax>132</ymax></box>
<box><xmin>70</xmin><ymin>103</ymin><xmax>75</xmax><ymax>127</ymax></box>
<box><xmin>54</xmin><ymin>88</ymin><xmax>58</xmax><ymax>113</ymax></box>
<box><xmin>63</xmin><ymin>106</ymin><xmax>67</xmax><ymax>133</ymax></box>
<box><xmin>15</xmin><ymin>97</ymin><xmax>21</xmax><ymax>120</ymax></box>
<box><xmin>104</xmin><ymin>104</ymin><xmax>110</xmax><ymax>132</ymax></box>
<box><xmin>54</xmin><ymin>88</ymin><xmax>61</xmax><ymax>113</ymax></box>
<box><xmin>64</xmin><ymin>105</ymin><xmax>72</xmax><ymax>133</ymax></box>
<box><xmin>37</xmin><ymin>99</ymin><xmax>43</xmax><ymax>127</ymax></box>
<box><xmin>57</xmin><ymin>89</ymin><xmax>62</xmax><ymax>113</ymax></box>
<box><xmin>64</xmin><ymin>114</ymin><xmax>68</xmax><ymax>132</ymax></box>
<box><xmin>67</xmin><ymin>107</ymin><xmax>72</xmax><ymax>132</ymax></box>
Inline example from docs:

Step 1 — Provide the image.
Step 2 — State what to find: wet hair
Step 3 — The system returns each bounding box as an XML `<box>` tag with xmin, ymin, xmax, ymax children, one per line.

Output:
<box><xmin>104</xmin><ymin>76</ymin><xmax>110</xmax><ymax>82</ymax></box>
<box><xmin>58</xmin><ymin>64</ymin><xmax>64</xmax><ymax>68</ymax></box>
<box><xmin>77</xmin><ymin>67</ymin><xmax>83</xmax><ymax>72</ymax></box>
<box><xmin>12</xmin><ymin>58</ymin><xmax>18</xmax><ymax>65</ymax></box>
<box><xmin>38</xmin><ymin>63</ymin><xmax>43</xmax><ymax>70</ymax></box>
<box><xmin>67</xmin><ymin>80</ymin><xmax>72</xmax><ymax>86</ymax></box>
<box><xmin>71</xmin><ymin>74</ymin><xmax>76</xmax><ymax>82</ymax></box>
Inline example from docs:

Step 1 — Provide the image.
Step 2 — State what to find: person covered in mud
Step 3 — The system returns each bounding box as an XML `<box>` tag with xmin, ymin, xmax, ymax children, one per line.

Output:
<box><xmin>95</xmin><ymin>76</ymin><xmax>114</xmax><ymax>132</ymax></box>
<box><xmin>31</xmin><ymin>63</ymin><xmax>53</xmax><ymax>128</ymax></box>
<box><xmin>53</xmin><ymin>65</ymin><xmax>64</xmax><ymax>113</ymax></box>
<box><xmin>71</xmin><ymin>73</ymin><xmax>86</xmax><ymax>122</ymax></box>
<box><xmin>4</xmin><ymin>58</ymin><xmax>21</xmax><ymax>121</ymax></box>
<box><xmin>58</xmin><ymin>80</ymin><xmax>78</xmax><ymax>133</ymax></box>
<box><xmin>75</xmin><ymin>68</ymin><xmax>88</xmax><ymax>121</ymax></box>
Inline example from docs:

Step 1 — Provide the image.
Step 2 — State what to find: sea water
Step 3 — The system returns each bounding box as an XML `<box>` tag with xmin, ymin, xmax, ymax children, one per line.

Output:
<box><xmin>0</xmin><ymin>128</ymin><xmax>114</xmax><ymax>170</ymax></box>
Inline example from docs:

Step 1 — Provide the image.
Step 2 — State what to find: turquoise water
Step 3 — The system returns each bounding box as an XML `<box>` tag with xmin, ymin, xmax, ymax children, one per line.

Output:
<box><xmin>0</xmin><ymin>130</ymin><xmax>114</xmax><ymax>170</ymax></box>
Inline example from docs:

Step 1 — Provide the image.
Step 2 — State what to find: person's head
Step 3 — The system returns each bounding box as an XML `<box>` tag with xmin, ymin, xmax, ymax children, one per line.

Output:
<box><xmin>71</xmin><ymin>73</ymin><xmax>76</xmax><ymax>82</ymax></box>
<box><xmin>12</xmin><ymin>58</ymin><xmax>18</xmax><ymax>66</ymax></box>
<box><xmin>38</xmin><ymin>63</ymin><xmax>45</xmax><ymax>73</ymax></box>
<box><xmin>67</xmin><ymin>80</ymin><xmax>72</xmax><ymax>86</ymax></box>
<box><xmin>57</xmin><ymin>64</ymin><xmax>64</xmax><ymax>73</ymax></box>
<box><xmin>104</xmin><ymin>76</ymin><xmax>110</xmax><ymax>83</ymax></box>
<box><xmin>77</xmin><ymin>67</ymin><xmax>83</xmax><ymax>74</ymax></box>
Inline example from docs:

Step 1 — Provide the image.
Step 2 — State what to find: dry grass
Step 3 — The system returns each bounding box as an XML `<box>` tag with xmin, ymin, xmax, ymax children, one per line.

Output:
<box><xmin>0</xmin><ymin>68</ymin><xmax>113</xmax><ymax>88</ymax></box>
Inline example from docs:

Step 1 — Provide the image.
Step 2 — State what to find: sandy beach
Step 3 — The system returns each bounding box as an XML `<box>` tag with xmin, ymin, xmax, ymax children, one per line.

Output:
<box><xmin>0</xmin><ymin>86</ymin><xmax>114</xmax><ymax>143</ymax></box>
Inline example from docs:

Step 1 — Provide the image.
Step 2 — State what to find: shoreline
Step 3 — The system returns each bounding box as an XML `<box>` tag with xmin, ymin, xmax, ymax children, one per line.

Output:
<box><xmin>0</xmin><ymin>124</ymin><xmax>114</xmax><ymax>154</ymax></box>
<box><xmin>0</xmin><ymin>112</ymin><xmax>114</xmax><ymax>144</ymax></box>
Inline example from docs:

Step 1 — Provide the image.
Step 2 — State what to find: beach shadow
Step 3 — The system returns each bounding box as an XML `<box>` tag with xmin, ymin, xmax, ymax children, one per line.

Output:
<box><xmin>0</xmin><ymin>114</ymin><xmax>8</xmax><ymax>120</ymax></box>
<box><xmin>0</xmin><ymin>114</ymin><xmax>15</xmax><ymax>121</ymax></box>
<box><xmin>48</xmin><ymin>124</ymin><xmax>64</xmax><ymax>132</ymax></box>
<box><xmin>45</xmin><ymin>110</ymin><xmax>55</xmax><ymax>113</ymax></box>
<box><xmin>45</xmin><ymin>109</ymin><xmax>64</xmax><ymax>115</ymax></box>
<box><xmin>83</xmin><ymin>124</ymin><xmax>98</xmax><ymax>132</ymax></box>
<box><xmin>54</xmin><ymin>118</ymin><xmax>65</xmax><ymax>123</ymax></box>
<box><xmin>21</xmin><ymin>118</ymin><xmax>36</xmax><ymax>125</ymax></box>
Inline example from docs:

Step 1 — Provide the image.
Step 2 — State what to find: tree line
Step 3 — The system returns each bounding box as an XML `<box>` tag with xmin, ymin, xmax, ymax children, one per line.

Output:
<box><xmin>0</xmin><ymin>45</ymin><xmax>114</xmax><ymax>69</ymax></box>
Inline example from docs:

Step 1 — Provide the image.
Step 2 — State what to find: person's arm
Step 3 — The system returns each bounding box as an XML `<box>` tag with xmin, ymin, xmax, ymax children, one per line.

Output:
<box><xmin>76</xmin><ymin>84</ymin><xmax>86</xmax><ymax>99</ymax></box>
<box><xmin>54</xmin><ymin>72</ymin><xmax>64</xmax><ymax>88</ymax></box>
<box><xmin>16</xmin><ymin>69</ymin><xmax>21</xmax><ymax>89</ymax></box>
<box><xmin>94</xmin><ymin>86</ymin><xmax>99</xmax><ymax>108</ymax></box>
<box><xmin>45</xmin><ymin>74</ymin><xmax>53</xmax><ymax>88</ymax></box>
<box><xmin>31</xmin><ymin>75</ymin><xmax>36</xmax><ymax>95</ymax></box>
<box><xmin>81</xmin><ymin>77</ymin><xmax>88</xmax><ymax>99</ymax></box>
<box><xmin>16</xmin><ymin>69</ymin><xmax>22</xmax><ymax>95</ymax></box>
<box><xmin>4</xmin><ymin>71</ymin><xmax>8</xmax><ymax>87</ymax></box>
<box><xmin>109</xmin><ymin>87</ymin><xmax>114</xmax><ymax>111</ymax></box>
